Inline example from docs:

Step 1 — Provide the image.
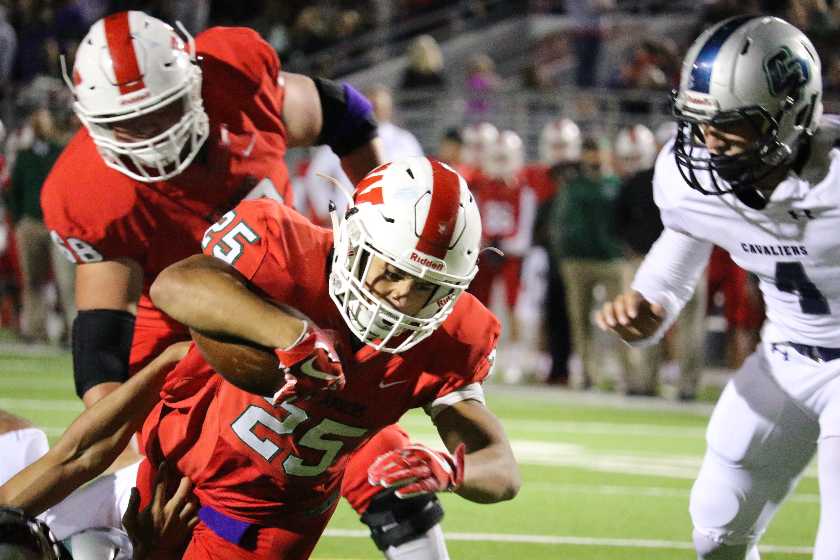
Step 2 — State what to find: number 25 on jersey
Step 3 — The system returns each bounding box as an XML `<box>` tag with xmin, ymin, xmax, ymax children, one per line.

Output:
<box><xmin>202</xmin><ymin>210</ymin><xmax>260</xmax><ymax>265</ymax></box>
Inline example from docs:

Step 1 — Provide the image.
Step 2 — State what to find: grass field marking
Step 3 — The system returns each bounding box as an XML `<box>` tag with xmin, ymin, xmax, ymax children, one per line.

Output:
<box><xmin>525</xmin><ymin>482</ymin><xmax>820</xmax><ymax>503</ymax></box>
<box><xmin>0</xmin><ymin>376</ymin><xmax>73</xmax><ymax>388</ymax></box>
<box><xmin>487</xmin><ymin>385</ymin><xmax>716</xmax><ymax>414</ymax></box>
<box><xmin>398</xmin><ymin>416</ymin><xmax>708</xmax><ymax>438</ymax></box>
<box><xmin>321</xmin><ymin>529</ymin><xmax>812</xmax><ymax>554</ymax></box>
<box><xmin>0</xmin><ymin>398</ymin><xmax>83</xmax><ymax>412</ymax></box>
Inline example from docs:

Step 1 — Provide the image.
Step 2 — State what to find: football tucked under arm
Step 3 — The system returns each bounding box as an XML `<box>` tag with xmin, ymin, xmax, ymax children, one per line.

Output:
<box><xmin>189</xmin><ymin>329</ymin><xmax>281</xmax><ymax>397</ymax></box>
<box><xmin>190</xmin><ymin>302</ymin><xmax>345</xmax><ymax>400</ymax></box>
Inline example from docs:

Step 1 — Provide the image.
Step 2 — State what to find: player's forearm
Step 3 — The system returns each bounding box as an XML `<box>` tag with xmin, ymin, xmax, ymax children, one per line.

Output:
<box><xmin>0</xmin><ymin>350</ymin><xmax>176</xmax><ymax>515</ymax></box>
<box><xmin>152</xmin><ymin>255</ymin><xmax>304</xmax><ymax>349</ymax></box>
<box><xmin>629</xmin><ymin>227</ymin><xmax>713</xmax><ymax>345</ymax></box>
<box><xmin>340</xmin><ymin>137</ymin><xmax>385</xmax><ymax>185</ymax></box>
<box><xmin>455</xmin><ymin>442</ymin><xmax>521</xmax><ymax>504</ymax></box>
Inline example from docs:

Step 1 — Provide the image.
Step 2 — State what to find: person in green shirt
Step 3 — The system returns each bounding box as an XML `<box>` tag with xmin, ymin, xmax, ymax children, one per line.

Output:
<box><xmin>546</xmin><ymin>136</ymin><xmax>629</xmax><ymax>389</ymax></box>
<box><xmin>5</xmin><ymin>107</ymin><xmax>75</xmax><ymax>343</ymax></box>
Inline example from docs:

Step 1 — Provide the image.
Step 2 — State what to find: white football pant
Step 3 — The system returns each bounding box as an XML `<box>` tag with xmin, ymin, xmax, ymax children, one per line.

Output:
<box><xmin>690</xmin><ymin>337</ymin><xmax>840</xmax><ymax>559</ymax></box>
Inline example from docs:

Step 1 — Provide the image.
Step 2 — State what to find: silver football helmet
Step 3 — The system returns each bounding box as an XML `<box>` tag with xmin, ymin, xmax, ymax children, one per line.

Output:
<box><xmin>672</xmin><ymin>16</ymin><xmax>822</xmax><ymax>206</ymax></box>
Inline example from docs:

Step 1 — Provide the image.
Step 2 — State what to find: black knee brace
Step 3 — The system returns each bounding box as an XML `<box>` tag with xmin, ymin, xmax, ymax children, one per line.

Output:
<box><xmin>71</xmin><ymin>309</ymin><xmax>135</xmax><ymax>398</ymax></box>
<box><xmin>360</xmin><ymin>488</ymin><xmax>444</xmax><ymax>551</ymax></box>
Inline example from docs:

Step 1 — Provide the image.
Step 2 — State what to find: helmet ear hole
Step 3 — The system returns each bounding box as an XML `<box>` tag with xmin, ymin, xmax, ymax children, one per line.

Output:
<box><xmin>798</xmin><ymin>94</ymin><xmax>818</xmax><ymax>129</ymax></box>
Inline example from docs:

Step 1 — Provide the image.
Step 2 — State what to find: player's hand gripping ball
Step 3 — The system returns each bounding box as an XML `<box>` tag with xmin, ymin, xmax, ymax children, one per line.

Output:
<box><xmin>191</xmin><ymin>303</ymin><xmax>345</xmax><ymax>400</ymax></box>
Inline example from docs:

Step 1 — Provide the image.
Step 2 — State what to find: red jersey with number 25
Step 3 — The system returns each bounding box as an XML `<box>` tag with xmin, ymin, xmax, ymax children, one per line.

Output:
<box><xmin>41</xmin><ymin>25</ymin><xmax>290</xmax><ymax>292</ymax></box>
<box><xmin>146</xmin><ymin>199</ymin><xmax>500</xmax><ymax>524</ymax></box>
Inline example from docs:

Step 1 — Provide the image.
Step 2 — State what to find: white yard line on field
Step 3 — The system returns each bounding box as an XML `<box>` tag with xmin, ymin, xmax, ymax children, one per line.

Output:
<box><xmin>2</xmin><ymin>393</ymin><xmax>707</xmax><ymax>438</ymax></box>
<box><xmin>398</xmin><ymin>416</ymin><xmax>708</xmax><ymax>438</ymax></box>
<box><xmin>524</xmin><ymin>482</ymin><xmax>820</xmax><ymax>503</ymax></box>
<box><xmin>322</xmin><ymin>529</ymin><xmax>812</xmax><ymax>554</ymax></box>
<box><xmin>26</xmin><ymin>412</ymin><xmax>818</xmax><ymax>480</ymax></box>
<box><xmin>0</xmin><ymin>398</ymin><xmax>83</xmax><ymax>412</ymax></box>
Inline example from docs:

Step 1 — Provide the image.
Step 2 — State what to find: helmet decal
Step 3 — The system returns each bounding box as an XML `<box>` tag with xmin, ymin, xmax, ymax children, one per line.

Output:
<box><xmin>764</xmin><ymin>46</ymin><xmax>809</xmax><ymax>97</ymax></box>
<box><xmin>353</xmin><ymin>165</ymin><xmax>389</xmax><ymax>205</ymax></box>
<box><xmin>689</xmin><ymin>15</ymin><xmax>754</xmax><ymax>93</ymax></box>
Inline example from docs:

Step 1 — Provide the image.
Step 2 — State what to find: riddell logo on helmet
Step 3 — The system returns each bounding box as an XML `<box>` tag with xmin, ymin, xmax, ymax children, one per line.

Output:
<box><xmin>684</xmin><ymin>93</ymin><xmax>715</xmax><ymax>107</ymax></box>
<box><xmin>410</xmin><ymin>252</ymin><xmax>445</xmax><ymax>271</ymax></box>
<box><xmin>119</xmin><ymin>90</ymin><xmax>151</xmax><ymax>105</ymax></box>
<box><xmin>436</xmin><ymin>293</ymin><xmax>455</xmax><ymax>309</ymax></box>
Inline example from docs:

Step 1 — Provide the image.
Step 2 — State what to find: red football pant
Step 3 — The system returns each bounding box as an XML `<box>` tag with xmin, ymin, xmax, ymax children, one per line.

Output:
<box><xmin>468</xmin><ymin>255</ymin><xmax>523</xmax><ymax>311</ymax></box>
<box><xmin>137</xmin><ymin>459</ymin><xmax>334</xmax><ymax>560</ymax></box>
<box><xmin>181</xmin><ymin>512</ymin><xmax>335</xmax><ymax>560</ymax></box>
<box><xmin>707</xmin><ymin>247</ymin><xmax>764</xmax><ymax>330</ymax></box>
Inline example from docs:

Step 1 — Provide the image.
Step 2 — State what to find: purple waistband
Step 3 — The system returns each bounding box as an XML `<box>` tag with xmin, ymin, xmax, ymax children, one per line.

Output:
<box><xmin>198</xmin><ymin>505</ymin><xmax>252</xmax><ymax>545</ymax></box>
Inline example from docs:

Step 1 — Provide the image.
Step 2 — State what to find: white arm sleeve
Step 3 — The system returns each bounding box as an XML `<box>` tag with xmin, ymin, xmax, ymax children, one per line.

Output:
<box><xmin>423</xmin><ymin>383</ymin><xmax>486</xmax><ymax>419</ymax></box>
<box><xmin>629</xmin><ymin>227</ymin><xmax>713</xmax><ymax>346</ymax></box>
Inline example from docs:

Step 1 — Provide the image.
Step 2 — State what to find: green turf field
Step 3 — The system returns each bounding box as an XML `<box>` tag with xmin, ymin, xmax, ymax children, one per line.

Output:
<box><xmin>0</xmin><ymin>347</ymin><xmax>818</xmax><ymax>559</ymax></box>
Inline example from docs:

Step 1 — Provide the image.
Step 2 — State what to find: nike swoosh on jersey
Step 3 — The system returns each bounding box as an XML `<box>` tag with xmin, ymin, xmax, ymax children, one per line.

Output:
<box><xmin>379</xmin><ymin>379</ymin><xmax>409</xmax><ymax>389</ymax></box>
<box><xmin>299</xmin><ymin>357</ymin><xmax>336</xmax><ymax>380</ymax></box>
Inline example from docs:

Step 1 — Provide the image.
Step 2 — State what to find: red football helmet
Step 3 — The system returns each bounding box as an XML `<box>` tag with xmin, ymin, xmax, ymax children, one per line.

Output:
<box><xmin>63</xmin><ymin>11</ymin><xmax>209</xmax><ymax>182</ymax></box>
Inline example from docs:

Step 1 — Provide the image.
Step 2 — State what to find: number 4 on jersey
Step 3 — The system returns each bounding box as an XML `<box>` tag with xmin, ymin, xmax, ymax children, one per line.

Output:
<box><xmin>775</xmin><ymin>261</ymin><xmax>830</xmax><ymax>315</ymax></box>
<box><xmin>202</xmin><ymin>210</ymin><xmax>260</xmax><ymax>265</ymax></box>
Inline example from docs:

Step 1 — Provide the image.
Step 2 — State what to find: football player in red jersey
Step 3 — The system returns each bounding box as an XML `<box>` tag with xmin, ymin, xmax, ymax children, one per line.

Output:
<box><xmin>468</xmin><ymin>130</ymin><xmax>537</xmax><ymax>344</ymax></box>
<box><xmin>138</xmin><ymin>156</ymin><xmax>519</xmax><ymax>558</ymax></box>
<box><xmin>38</xmin><ymin>11</ymin><xmax>456</xmax><ymax>559</ymax></box>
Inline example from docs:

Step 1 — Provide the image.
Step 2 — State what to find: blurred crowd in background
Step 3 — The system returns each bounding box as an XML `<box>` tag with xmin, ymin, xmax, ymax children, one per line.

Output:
<box><xmin>0</xmin><ymin>0</ymin><xmax>838</xmax><ymax>399</ymax></box>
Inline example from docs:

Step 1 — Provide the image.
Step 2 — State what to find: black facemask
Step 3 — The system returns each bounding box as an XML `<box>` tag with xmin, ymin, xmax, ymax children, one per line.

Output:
<box><xmin>672</xmin><ymin>102</ymin><xmax>793</xmax><ymax>210</ymax></box>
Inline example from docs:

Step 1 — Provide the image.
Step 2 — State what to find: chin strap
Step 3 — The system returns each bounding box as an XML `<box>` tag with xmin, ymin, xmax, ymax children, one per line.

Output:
<box><xmin>734</xmin><ymin>187</ymin><xmax>770</xmax><ymax>210</ymax></box>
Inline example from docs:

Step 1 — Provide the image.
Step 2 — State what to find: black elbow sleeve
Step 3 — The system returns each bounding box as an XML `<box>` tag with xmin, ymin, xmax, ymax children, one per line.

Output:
<box><xmin>314</xmin><ymin>77</ymin><xmax>378</xmax><ymax>157</ymax></box>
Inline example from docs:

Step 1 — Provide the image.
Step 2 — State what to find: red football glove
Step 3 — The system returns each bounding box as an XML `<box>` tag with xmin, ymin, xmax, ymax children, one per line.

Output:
<box><xmin>367</xmin><ymin>443</ymin><xmax>466</xmax><ymax>499</ymax></box>
<box><xmin>272</xmin><ymin>323</ymin><xmax>345</xmax><ymax>403</ymax></box>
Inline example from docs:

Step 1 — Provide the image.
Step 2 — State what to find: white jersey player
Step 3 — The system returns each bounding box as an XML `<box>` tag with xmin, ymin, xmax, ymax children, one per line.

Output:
<box><xmin>0</xmin><ymin>410</ymin><xmax>134</xmax><ymax>558</ymax></box>
<box><xmin>596</xmin><ymin>16</ymin><xmax>840</xmax><ymax>559</ymax></box>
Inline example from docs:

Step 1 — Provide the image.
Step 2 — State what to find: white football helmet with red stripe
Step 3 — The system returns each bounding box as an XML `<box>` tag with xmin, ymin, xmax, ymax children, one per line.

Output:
<box><xmin>539</xmin><ymin>118</ymin><xmax>582</xmax><ymax>165</ymax></box>
<box><xmin>614</xmin><ymin>124</ymin><xmax>657</xmax><ymax>175</ymax></box>
<box><xmin>329</xmin><ymin>157</ymin><xmax>482</xmax><ymax>353</ymax></box>
<box><xmin>483</xmin><ymin>129</ymin><xmax>524</xmax><ymax>180</ymax></box>
<box><xmin>63</xmin><ymin>11</ymin><xmax>209</xmax><ymax>182</ymax></box>
<box><xmin>461</xmin><ymin>122</ymin><xmax>499</xmax><ymax>168</ymax></box>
